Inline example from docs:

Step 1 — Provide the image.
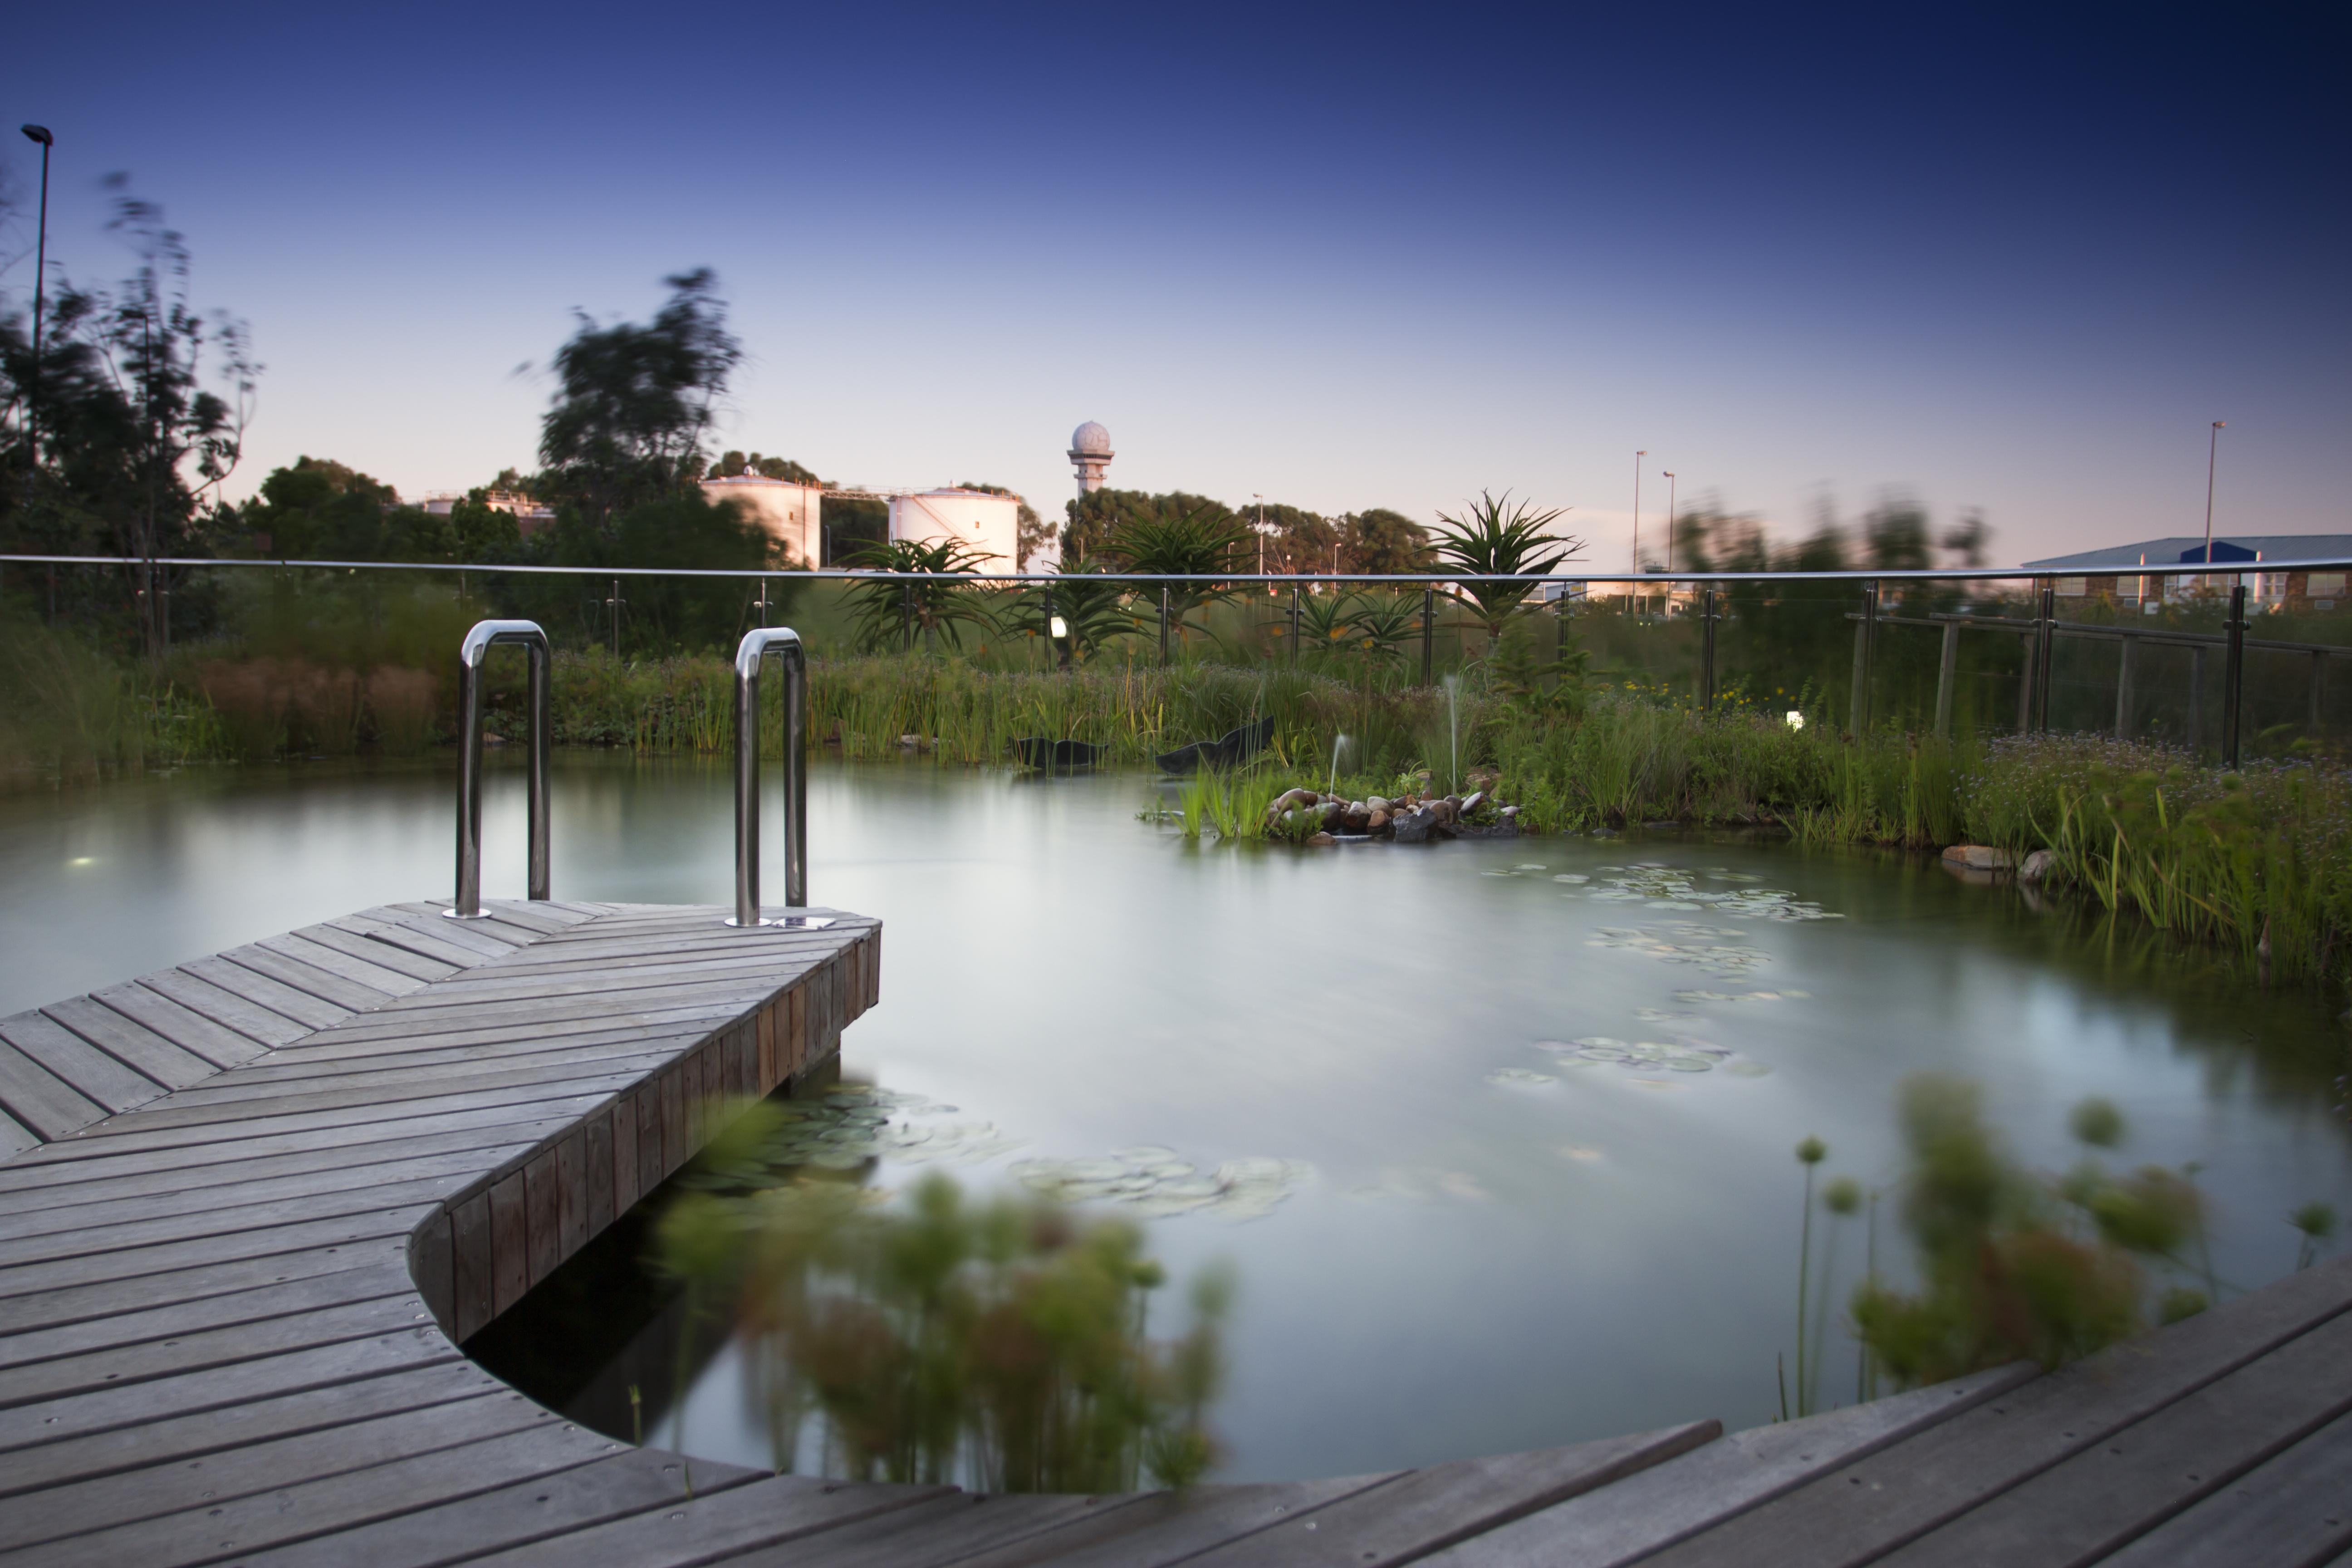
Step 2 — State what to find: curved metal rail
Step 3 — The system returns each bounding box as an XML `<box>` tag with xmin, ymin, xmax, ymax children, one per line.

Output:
<box><xmin>730</xmin><ymin>626</ymin><xmax>825</xmax><ymax>928</ymax></box>
<box><xmin>449</xmin><ymin>619</ymin><xmax>551</xmax><ymax>918</ymax></box>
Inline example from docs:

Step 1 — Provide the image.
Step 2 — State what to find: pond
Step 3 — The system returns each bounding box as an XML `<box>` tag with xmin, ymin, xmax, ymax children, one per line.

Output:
<box><xmin>4</xmin><ymin>755</ymin><xmax>2348</xmax><ymax>1484</ymax></box>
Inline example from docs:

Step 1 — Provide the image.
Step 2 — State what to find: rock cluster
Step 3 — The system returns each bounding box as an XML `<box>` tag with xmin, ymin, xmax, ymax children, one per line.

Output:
<box><xmin>1940</xmin><ymin>843</ymin><xmax>2059</xmax><ymax>883</ymax></box>
<box><xmin>1267</xmin><ymin>786</ymin><xmax>1519</xmax><ymax>844</ymax></box>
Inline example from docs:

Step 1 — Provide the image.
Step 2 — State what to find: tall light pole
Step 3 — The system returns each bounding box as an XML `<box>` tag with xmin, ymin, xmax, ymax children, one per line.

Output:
<box><xmin>19</xmin><ymin>125</ymin><xmax>52</xmax><ymax>474</ymax></box>
<box><xmin>1662</xmin><ymin>470</ymin><xmax>1677</xmax><ymax>575</ymax></box>
<box><xmin>1632</xmin><ymin>450</ymin><xmax>1647</xmax><ymax>579</ymax></box>
<box><xmin>2201</xmin><ymin>421</ymin><xmax>2226</xmax><ymax>591</ymax></box>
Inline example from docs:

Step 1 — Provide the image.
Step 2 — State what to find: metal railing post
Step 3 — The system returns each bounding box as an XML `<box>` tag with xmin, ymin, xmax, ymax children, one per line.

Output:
<box><xmin>1421</xmin><ymin>587</ymin><xmax>1435</xmax><ymax>686</ymax></box>
<box><xmin>1850</xmin><ymin>580</ymin><xmax>1878</xmax><ymax>733</ymax></box>
<box><xmin>449</xmin><ymin>619</ymin><xmax>551</xmax><ymax>919</ymax></box>
<box><xmin>730</xmin><ymin>627</ymin><xmax>825</xmax><ymax>928</ymax></box>
<box><xmin>2031</xmin><ymin>578</ymin><xmax>2056</xmax><ymax>733</ymax></box>
<box><xmin>1158</xmin><ymin>585</ymin><xmax>1171</xmax><ymax>666</ymax></box>
<box><xmin>2222</xmin><ymin>583</ymin><xmax>2248</xmax><ymax>768</ymax></box>
<box><xmin>1699</xmin><ymin>587</ymin><xmax>1718</xmax><ymax>713</ymax></box>
<box><xmin>1934</xmin><ymin>617</ymin><xmax>1960</xmax><ymax>739</ymax></box>
<box><xmin>2114</xmin><ymin>633</ymin><xmax>2136</xmax><ymax>741</ymax></box>
<box><xmin>1289</xmin><ymin>583</ymin><xmax>1301</xmax><ymax>666</ymax></box>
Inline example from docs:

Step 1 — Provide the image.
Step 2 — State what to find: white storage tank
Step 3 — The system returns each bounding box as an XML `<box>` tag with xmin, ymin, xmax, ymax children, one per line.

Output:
<box><xmin>700</xmin><ymin>475</ymin><xmax>823</xmax><ymax>567</ymax></box>
<box><xmin>887</xmin><ymin>488</ymin><xmax>1019</xmax><ymax>568</ymax></box>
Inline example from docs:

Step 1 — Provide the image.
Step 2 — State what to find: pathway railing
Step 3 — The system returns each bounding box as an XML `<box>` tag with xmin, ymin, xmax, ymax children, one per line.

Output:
<box><xmin>730</xmin><ymin>626</ymin><xmax>825</xmax><ymax>928</ymax></box>
<box><xmin>449</xmin><ymin>619</ymin><xmax>551</xmax><ymax>918</ymax></box>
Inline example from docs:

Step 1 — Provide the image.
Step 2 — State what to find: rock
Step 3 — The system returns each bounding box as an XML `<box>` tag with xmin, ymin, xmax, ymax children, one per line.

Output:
<box><xmin>1430</xmin><ymin>798</ymin><xmax>1459</xmax><ymax>826</ymax></box>
<box><xmin>1269</xmin><ymin>787</ymin><xmax>1318</xmax><ymax>820</ymax></box>
<box><xmin>2018</xmin><ymin>848</ymin><xmax>2058</xmax><ymax>883</ymax></box>
<box><xmin>1367</xmin><ymin>808</ymin><xmax>1390</xmax><ymax>831</ymax></box>
<box><xmin>1499</xmin><ymin>805</ymin><xmax>1520</xmax><ymax>818</ymax></box>
<box><xmin>1366</xmin><ymin>796</ymin><xmax>1391</xmax><ymax>814</ymax></box>
<box><xmin>1392</xmin><ymin>805</ymin><xmax>1438</xmax><ymax>843</ymax></box>
<box><xmin>899</xmin><ymin>733</ymin><xmax>921</xmax><ymax>748</ymax></box>
<box><xmin>1940</xmin><ymin>844</ymin><xmax>2014</xmax><ymax>872</ymax></box>
<box><xmin>1467</xmin><ymin>767</ymin><xmax>1500</xmax><ymax>790</ymax></box>
<box><xmin>1340</xmin><ymin>806</ymin><xmax>1372</xmax><ymax>833</ymax></box>
<box><xmin>1460</xmin><ymin>790</ymin><xmax>1488</xmax><ymax>817</ymax></box>
<box><xmin>1455</xmin><ymin>820</ymin><xmax>1519</xmax><ymax>838</ymax></box>
<box><xmin>1306</xmin><ymin>831</ymin><xmax>1336</xmax><ymax>846</ymax></box>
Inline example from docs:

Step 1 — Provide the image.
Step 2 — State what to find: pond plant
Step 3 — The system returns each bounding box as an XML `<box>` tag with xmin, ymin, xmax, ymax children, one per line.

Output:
<box><xmin>655</xmin><ymin>1102</ymin><xmax>1230</xmax><ymax>1492</ymax></box>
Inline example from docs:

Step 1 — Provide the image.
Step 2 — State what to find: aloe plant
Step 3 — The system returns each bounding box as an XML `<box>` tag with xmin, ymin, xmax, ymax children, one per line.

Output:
<box><xmin>1432</xmin><ymin>490</ymin><xmax>1581</xmax><ymax>647</ymax></box>
<box><xmin>842</xmin><ymin>538</ymin><xmax>998</xmax><ymax>654</ymax></box>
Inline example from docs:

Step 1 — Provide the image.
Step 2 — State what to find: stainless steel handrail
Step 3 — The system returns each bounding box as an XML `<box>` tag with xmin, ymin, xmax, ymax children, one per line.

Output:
<box><xmin>728</xmin><ymin>627</ymin><xmax>825</xmax><ymax>929</ymax></box>
<box><xmin>448</xmin><ymin>619</ymin><xmax>551</xmax><ymax>919</ymax></box>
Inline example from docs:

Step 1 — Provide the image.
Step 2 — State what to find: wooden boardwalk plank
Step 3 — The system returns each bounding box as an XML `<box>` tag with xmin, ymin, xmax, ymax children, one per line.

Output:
<box><xmin>0</xmin><ymin>1424</ymin><xmax>650</xmax><ymax>1568</ymax></box>
<box><xmin>1878</xmin><ymin>1306</ymin><xmax>2352</xmax><ymax>1568</ymax></box>
<box><xmin>2091</xmin><ymin>1406</ymin><xmax>2352</xmax><ymax>1568</ymax></box>
<box><xmin>458</xmin><ymin>1476</ymin><xmax>953</xmax><ymax>1568</ymax></box>
<box><xmin>0</xmin><ymin>1252</ymin><xmax>400</xmax><ymax>1339</ymax></box>
<box><xmin>0</xmin><ymin>1037</ymin><xmax>106</xmax><ymax>1140</ymax></box>
<box><xmin>1422</xmin><ymin>1364</ymin><xmax>2042</xmax><ymax>1568</ymax></box>
<box><xmin>88</xmin><ymin>980</ymin><xmax>269</xmax><ymax>1067</ymax></box>
<box><xmin>0</xmin><ymin>1359</ymin><xmax>507</xmax><ymax>1501</ymax></box>
<box><xmin>180</xmin><ymin>953</ymin><xmax>357</xmax><ymax>1029</ymax></box>
<box><xmin>0</xmin><ymin>1390</ymin><xmax>552</xmax><ymax>1553</ymax></box>
<box><xmin>135</xmin><ymin>968</ymin><xmax>313</xmax><ymax>1046</ymax></box>
<box><xmin>0</xmin><ymin>1328</ymin><xmax>459</xmax><ymax>1457</ymax></box>
<box><xmin>0</xmin><ymin>1010</ymin><xmax>164</xmax><ymax>1110</ymax></box>
<box><xmin>39</xmin><ymin>996</ymin><xmax>216</xmax><ymax>1088</ymax></box>
<box><xmin>260</xmin><ymin>931</ymin><xmax>440</xmax><ymax>993</ymax></box>
<box><xmin>1635</xmin><ymin>1256</ymin><xmax>2352</xmax><ymax>1568</ymax></box>
<box><xmin>0</xmin><ymin>1209</ymin><xmax>425</xmax><ymax>1305</ymax></box>
<box><xmin>0</xmin><ymin>1294</ymin><xmax>429</xmax><ymax>1410</ymax></box>
<box><xmin>979</xmin><ymin>1475</ymin><xmax>1406</xmax><ymax>1568</ymax></box>
<box><xmin>0</xmin><ymin>1172</ymin><xmax>475</xmax><ymax>1271</ymax></box>
<box><xmin>0</xmin><ymin>1106</ymin><xmax>35</xmax><ymax>1159</ymax></box>
<box><xmin>1180</xmin><ymin>1423</ymin><xmax>1722</xmax><ymax>1568</ymax></box>
<box><xmin>289</xmin><ymin>921</ymin><xmax>461</xmax><ymax>982</ymax></box>
<box><xmin>338</xmin><ymin>909</ymin><xmax>518</xmax><ymax>963</ymax></box>
<box><xmin>218</xmin><ymin>943</ymin><xmax>398</xmax><ymax>1014</ymax></box>
<box><xmin>0</xmin><ymin>1264</ymin><xmax>415</xmax><ymax>1372</ymax></box>
<box><xmin>714</xmin><ymin>1492</ymin><xmax>1131</xmax><ymax>1568</ymax></box>
<box><xmin>224</xmin><ymin>1447</ymin><xmax>772</xmax><ymax>1568</ymax></box>
<box><xmin>140</xmin><ymin>1040</ymin><xmax>706</xmax><ymax>1115</ymax></box>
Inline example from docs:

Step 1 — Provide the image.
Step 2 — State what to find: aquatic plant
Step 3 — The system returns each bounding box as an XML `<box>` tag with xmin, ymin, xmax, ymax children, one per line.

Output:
<box><xmin>1847</xmin><ymin>1077</ymin><xmax>2223</xmax><ymax>1389</ymax></box>
<box><xmin>657</xmin><ymin>1103</ymin><xmax>1231</xmax><ymax>1492</ymax></box>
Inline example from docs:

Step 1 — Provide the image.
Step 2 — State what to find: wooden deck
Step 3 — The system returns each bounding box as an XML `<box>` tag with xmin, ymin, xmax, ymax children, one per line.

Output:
<box><xmin>1</xmin><ymin>900</ymin><xmax>2348</xmax><ymax>1566</ymax></box>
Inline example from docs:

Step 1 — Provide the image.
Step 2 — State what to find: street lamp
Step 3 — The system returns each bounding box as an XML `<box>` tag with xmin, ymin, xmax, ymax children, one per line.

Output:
<box><xmin>1632</xmin><ymin>450</ymin><xmax>1647</xmax><ymax>579</ymax></box>
<box><xmin>19</xmin><ymin>124</ymin><xmax>52</xmax><ymax>473</ymax></box>
<box><xmin>2200</xmin><ymin>421</ymin><xmax>2226</xmax><ymax>591</ymax></box>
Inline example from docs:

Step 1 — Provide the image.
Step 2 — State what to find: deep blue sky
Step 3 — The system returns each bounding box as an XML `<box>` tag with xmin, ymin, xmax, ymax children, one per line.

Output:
<box><xmin>5</xmin><ymin>2</ymin><xmax>2346</xmax><ymax>565</ymax></box>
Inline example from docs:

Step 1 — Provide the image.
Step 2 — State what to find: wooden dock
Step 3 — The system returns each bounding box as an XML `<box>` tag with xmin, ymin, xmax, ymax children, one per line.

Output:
<box><xmin>1</xmin><ymin>898</ymin><xmax>2347</xmax><ymax>1566</ymax></box>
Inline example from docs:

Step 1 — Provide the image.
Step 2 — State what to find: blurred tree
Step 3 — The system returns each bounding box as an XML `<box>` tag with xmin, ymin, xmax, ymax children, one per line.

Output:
<box><xmin>1338</xmin><ymin>509</ymin><xmax>1436</xmax><ymax>575</ymax></box>
<box><xmin>0</xmin><ymin>179</ymin><xmax>255</xmax><ymax>657</ymax></box>
<box><xmin>1252</xmin><ymin>502</ymin><xmax>1337</xmax><ymax>575</ymax></box>
<box><xmin>241</xmin><ymin>456</ymin><xmax>399</xmax><ymax>559</ymax></box>
<box><xmin>537</xmin><ymin>269</ymin><xmax>740</xmax><ymax>527</ymax></box>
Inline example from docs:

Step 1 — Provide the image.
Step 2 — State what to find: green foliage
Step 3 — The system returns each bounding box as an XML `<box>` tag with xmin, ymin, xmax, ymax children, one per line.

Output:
<box><xmin>656</xmin><ymin>1140</ymin><xmax>1228</xmax><ymax>1492</ymax></box>
<box><xmin>1847</xmin><ymin>1079</ymin><xmax>2218</xmax><ymax>1389</ymax></box>
<box><xmin>1340</xmin><ymin>509</ymin><xmax>1437</xmax><ymax>575</ymax></box>
<box><xmin>843</xmin><ymin>538</ymin><xmax>999</xmax><ymax>654</ymax></box>
<box><xmin>1003</xmin><ymin>567</ymin><xmax>1147</xmax><ymax>664</ymax></box>
<box><xmin>1432</xmin><ymin>491</ymin><xmax>1580</xmax><ymax>646</ymax></box>
<box><xmin>537</xmin><ymin>269</ymin><xmax>741</xmax><ymax>523</ymax></box>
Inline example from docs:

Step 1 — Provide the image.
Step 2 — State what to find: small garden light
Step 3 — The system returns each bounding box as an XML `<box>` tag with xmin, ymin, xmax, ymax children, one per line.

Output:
<box><xmin>1786</xmin><ymin>711</ymin><xmax>1805</xmax><ymax>730</ymax></box>
<box><xmin>1049</xmin><ymin>615</ymin><xmax>1068</xmax><ymax>640</ymax></box>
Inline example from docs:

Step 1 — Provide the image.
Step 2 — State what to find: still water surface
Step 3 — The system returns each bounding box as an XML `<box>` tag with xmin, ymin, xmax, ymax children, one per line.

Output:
<box><xmin>4</xmin><ymin>754</ymin><xmax>2348</xmax><ymax>1481</ymax></box>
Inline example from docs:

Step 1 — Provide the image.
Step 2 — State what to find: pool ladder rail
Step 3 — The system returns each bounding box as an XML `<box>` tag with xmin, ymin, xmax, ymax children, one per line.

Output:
<box><xmin>443</xmin><ymin>620</ymin><xmax>827</xmax><ymax>931</ymax></box>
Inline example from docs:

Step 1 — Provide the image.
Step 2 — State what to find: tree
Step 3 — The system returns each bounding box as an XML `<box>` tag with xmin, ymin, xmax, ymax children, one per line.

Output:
<box><xmin>0</xmin><ymin>179</ymin><xmax>256</xmax><ymax>657</ymax></box>
<box><xmin>709</xmin><ymin>451</ymin><xmax>820</xmax><ymax>485</ymax></box>
<box><xmin>1250</xmin><ymin>502</ymin><xmax>1337</xmax><ymax>575</ymax></box>
<box><xmin>1432</xmin><ymin>490</ymin><xmax>1580</xmax><ymax>646</ymax></box>
<box><xmin>1062</xmin><ymin>489</ymin><xmax>1234</xmax><ymax>568</ymax></box>
<box><xmin>1338</xmin><ymin>509</ymin><xmax>1436</xmax><ymax>575</ymax></box>
<box><xmin>537</xmin><ymin>269</ymin><xmax>740</xmax><ymax>526</ymax></box>
<box><xmin>240</xmin><ymin>456</ymin><xmax>399</xmax><ymax>559</ymax></box>
<box><xmin>843</xmin><ymin>537</ymin><xmax>997</xmax><ymax>653</ymax></box>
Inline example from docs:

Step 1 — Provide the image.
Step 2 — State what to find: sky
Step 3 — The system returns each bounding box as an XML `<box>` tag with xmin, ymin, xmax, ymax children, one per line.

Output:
<box><xmin>3</xmin><ymin>1</ymin><xmax>2347</xmax><ymax>569</ymax></box>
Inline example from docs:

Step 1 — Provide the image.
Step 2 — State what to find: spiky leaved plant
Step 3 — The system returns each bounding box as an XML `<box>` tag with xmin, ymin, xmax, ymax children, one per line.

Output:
<box><xmin>1432</xmin><ymin>490</ymin><xmax>1581</xmax><ymax>649</ymax></box>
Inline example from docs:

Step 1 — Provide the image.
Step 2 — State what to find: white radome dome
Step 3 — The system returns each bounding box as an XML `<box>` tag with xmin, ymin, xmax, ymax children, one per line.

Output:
<box><xmin>1071</xmin><ymin>421</ymin><xmax>1112</xmax><ymax>455</ymax></box>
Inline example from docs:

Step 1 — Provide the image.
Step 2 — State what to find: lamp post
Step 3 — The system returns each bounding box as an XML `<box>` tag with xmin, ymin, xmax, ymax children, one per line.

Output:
<box><xmin>19</xmin><ymin>125</ymin><xmax>52</xmax><ymax>475</ymax></box>
<box><xmin>1631</xmin><ymin>450</ymin><xmax>1647</xmax><ymax>586</ymax></box>
<box><xmin>2200</xmin><ymin>421</ymin><xmax>2226</xmax><ymax>593</ymax></box>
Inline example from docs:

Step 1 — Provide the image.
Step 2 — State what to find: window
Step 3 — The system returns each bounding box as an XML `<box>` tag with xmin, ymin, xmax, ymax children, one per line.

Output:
<box><xmin>2054</xmin><ymin>578</ymin><xmax>2087</xmax><ymax>597</ymax></box>
<box><xmin>2307</xmin><ymin>573</ymin><xmax>2346</xmax><ymax>596</ymax></box>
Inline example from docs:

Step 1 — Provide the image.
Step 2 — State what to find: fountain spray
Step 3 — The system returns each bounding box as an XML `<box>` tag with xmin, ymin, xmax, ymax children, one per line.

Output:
<box><xmin>1327</xmin><ymin>733</ymin><xmax>1350</xmax><ymax>798</ymax></box>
